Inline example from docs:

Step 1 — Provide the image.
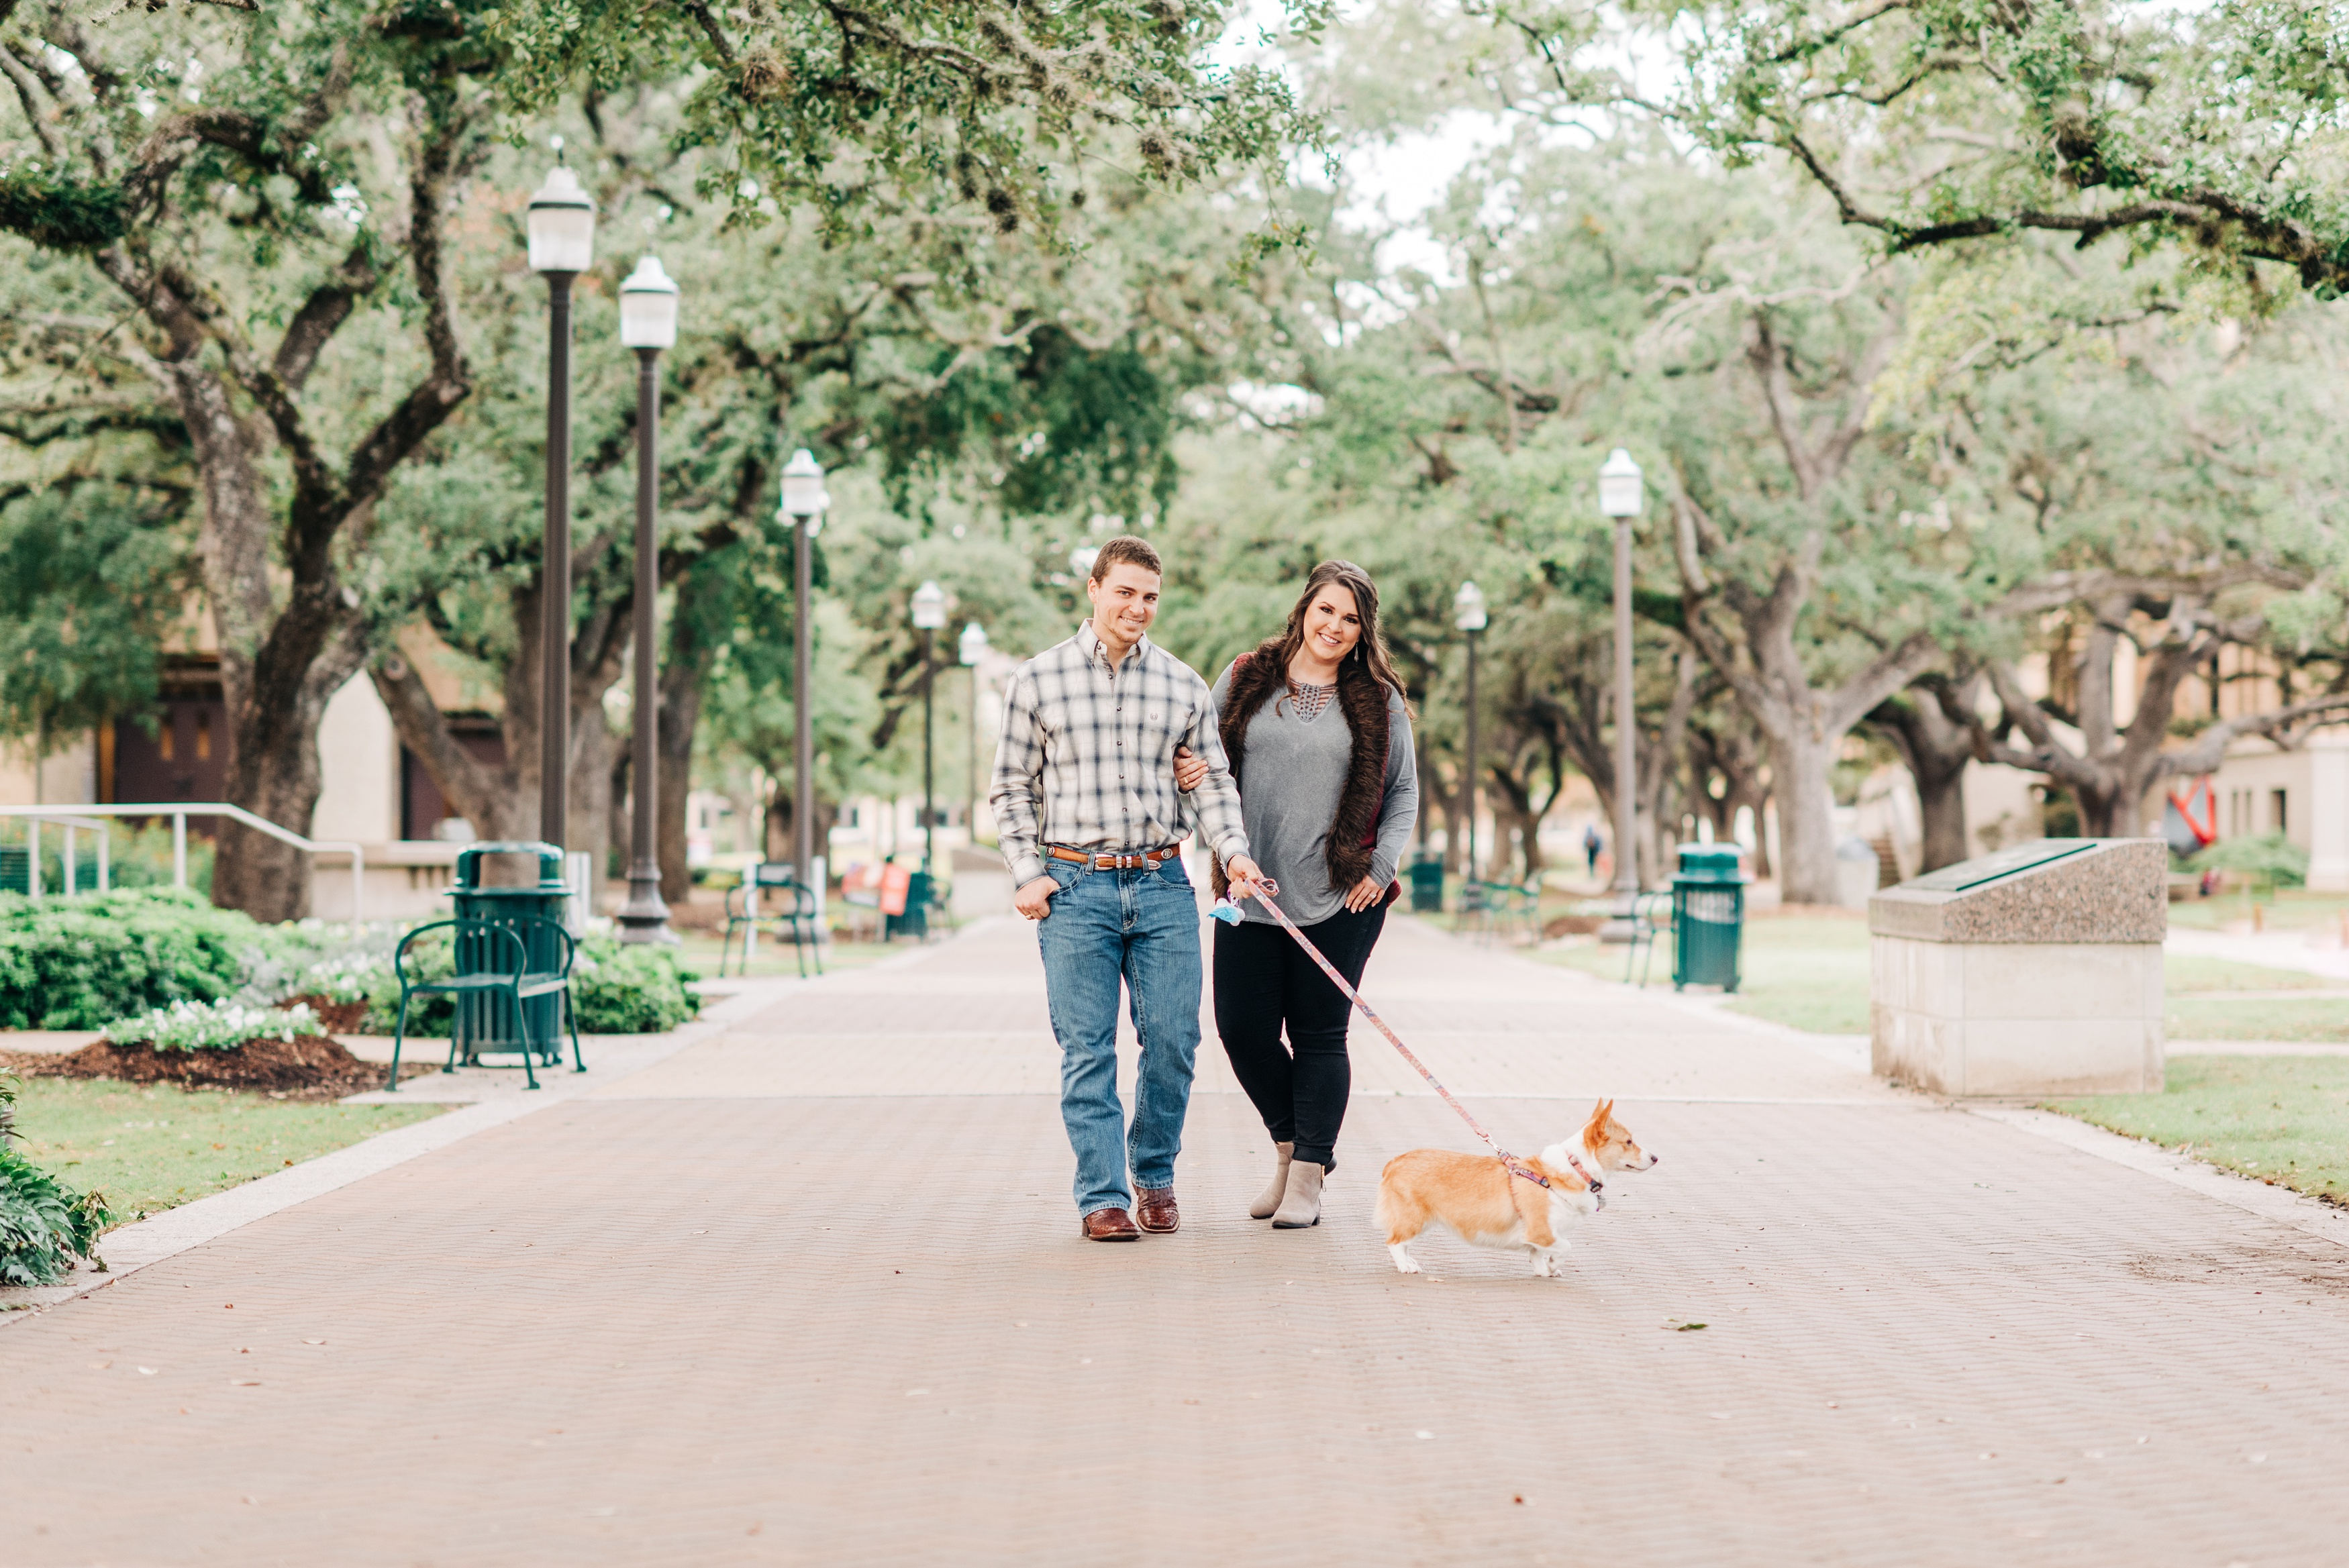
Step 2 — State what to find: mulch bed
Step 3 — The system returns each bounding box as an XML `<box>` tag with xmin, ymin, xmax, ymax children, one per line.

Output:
<box><xmin>1543</xmin><ymin>914</ymin><xmax>1607</xmax><ymax>939</ymax></box>
<box><xmin>281</xmin><ymin>994</ymin><xmax>372</xmax><ymax>1034</ymax></box>
<box><xmin>0</xmin><ymin>1035</ymin><xmax>429</xmax><ymax>1100</ymax></box>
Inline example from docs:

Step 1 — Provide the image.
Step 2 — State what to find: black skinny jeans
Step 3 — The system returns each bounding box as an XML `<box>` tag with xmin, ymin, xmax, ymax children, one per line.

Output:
<box><xmin>1213</xmin><ymin>905</ymin><xmax>1387</xmax><ymax>1169</ymax></box>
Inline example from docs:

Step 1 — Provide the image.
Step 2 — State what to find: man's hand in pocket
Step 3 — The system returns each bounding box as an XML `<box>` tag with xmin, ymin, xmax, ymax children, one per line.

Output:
<box><xmin>1015</xmin><ymin>876</ymin><xmax>1060</xmax><ymax>920</ymax></box>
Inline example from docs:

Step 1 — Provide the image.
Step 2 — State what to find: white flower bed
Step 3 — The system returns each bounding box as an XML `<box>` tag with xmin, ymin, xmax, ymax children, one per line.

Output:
<box><xmin>296</xmin><ymin>952</ymin><xmax>391</xmax><ymax>1003</ymax></box>
<box><xmin>102</xmin><ymin>998</ymin><xmax>326</xmax><ymax>1053</ymax></box>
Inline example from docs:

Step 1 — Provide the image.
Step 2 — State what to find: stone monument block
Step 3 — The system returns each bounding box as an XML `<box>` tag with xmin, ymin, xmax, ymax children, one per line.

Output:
<box><xmin>1868</xmin><ymin>839</ymin><xmax>2167</xmax><ymax>1096</ymax></box>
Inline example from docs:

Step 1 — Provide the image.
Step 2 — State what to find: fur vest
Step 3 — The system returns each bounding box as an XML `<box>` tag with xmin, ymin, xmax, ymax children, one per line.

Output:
<box><xmin>1211</xmin><ymin>639</ymin><xmax>1391</xmax><ymax>900</ymax></box>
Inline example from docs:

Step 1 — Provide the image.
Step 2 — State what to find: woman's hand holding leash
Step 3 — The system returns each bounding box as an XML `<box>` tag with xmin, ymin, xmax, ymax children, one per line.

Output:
<box><xmin>1223</xmin><ymin>855</ymin><xmax>1268</xmax><ymax>900</ymax></box>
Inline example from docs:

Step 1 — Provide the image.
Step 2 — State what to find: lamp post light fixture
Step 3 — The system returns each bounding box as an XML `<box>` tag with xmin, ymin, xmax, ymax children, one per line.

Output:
<box><xmin>526</xmin><ymin>150</ymin><xmax>595</xmax><ymax>858</ymax></box>
<box><xmin>614</xmin><ymin>256</ymin><xmax>681</xmax><ymax>945</ymax></box>
<box><xmin>1597</xmin><ymin>447</ymin><xmax>1646</xmax><ymax>942</ymax></box>
<box><xmin>958</xmin><ymin>620</ymin><xmax>990</xmax><ymax>847</ymax></box>
<box><xmin>1454</xmin><ymin>580</ymin><xmax>1488</xmax><ymax>889</ymax></box>
<box><xmin>910</xmin><ymin>580</ymin><xmax>947</xmax><ymax>875</ymax></box>
<box><xmin>779</xmin><ymin>449</ymin><xmax>829</xmax><ymax>890</ymax></box>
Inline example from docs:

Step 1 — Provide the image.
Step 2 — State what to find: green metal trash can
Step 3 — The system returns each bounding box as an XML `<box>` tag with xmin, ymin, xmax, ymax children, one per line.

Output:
<box><xmin>447</xmin><ymin>841</ymin><xmax>570</xmax><ymax>1064</ymax></box>
<box><xmin>1409</xmin><ymin>852</ymin><xmax>1446</xmax><ymax>913</ymax></box>
<box><xmin>888</xmin><ymin>870</ymin><xmax>932</xmax><ymax>941</ymax></box>
<box><xmin>1670</xmin><ymin>843</ymin><xmax>1747</xmax><ymax>993</ymax></box>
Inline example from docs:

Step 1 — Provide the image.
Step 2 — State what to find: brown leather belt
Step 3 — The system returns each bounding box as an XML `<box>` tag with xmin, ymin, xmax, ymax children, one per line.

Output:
<box><xmin>1048</xmin><ymin>844</ymin><xmax>1181</xmax><ymax>871</ymax></box>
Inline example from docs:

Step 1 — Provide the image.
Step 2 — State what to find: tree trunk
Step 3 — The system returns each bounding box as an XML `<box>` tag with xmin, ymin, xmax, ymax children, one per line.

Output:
<box><xmin>656</xmin><ymin>562</ymin><xmax>722</xmax><ymax>902</ymax></box>
<box><xmin>166</xmin><ymin>360</ymin><xmax>370</xmax><ymax>922</ymax></box>
<box><xmin>1868</xmin><ymin>678</ymin><xmax>1980</xmax><ymax>872</ymax></box>
<box><xmin>1627</xmin><ymin>651</ymin><xmax>1700</xmax><ymax>889</ymax></box>
<box><xmin>764</xmin><ymin>788</ymin><xmax>836</xmax><ymax>867</ymax></box>
<box><xmin>1768</xmin><ymin>723</ymin><xmax>1842</xmax><ymax>906</ymax></box>
<box><xmin>379</xmin><ymin>554</ymin><xmax>634</xmax><ymax>889</ymax></box>
<box><xmin>1917</xmin><ymin>771</ymin><xmax>1968</xmax><ymax>869</ymax></box>
<box><xmin>571</xmin><ymin>711</ymin><xmax>615</xmax><ymax>894</ymax></box>
<box><xmin>656</xmin><ymin>649</ymin><xmax>703</xmax><ymax>903</ymax></box>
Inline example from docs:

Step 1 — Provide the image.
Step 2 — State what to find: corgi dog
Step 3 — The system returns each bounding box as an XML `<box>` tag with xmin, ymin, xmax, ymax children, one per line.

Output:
<box><xmin>1377</xmin><ymin>1100</ymin><xmax>1658</xmax><ymax>1278</ymax></box>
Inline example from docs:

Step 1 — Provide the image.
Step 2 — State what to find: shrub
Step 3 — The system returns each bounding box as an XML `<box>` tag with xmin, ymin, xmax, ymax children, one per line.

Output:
<box><xmin>1</xmin><ymin>1074</ymin><xmax>111</xmax><ymax>1286</ymax></box>
<box><xmin>58</xmin><ymin>823</ymin><xmax>215</xmax><ymax>894</ymax></box>
<box><xmin>102</xmin><ymin>998</ymin><xmax>326</xmax><ymax>1052</ymax></box>
<box><xmin>2188</xmin><ymin>832</ymin><xmax>2309</xmax><ymax>892</ymax></box>
<box><xmin>0</xmin><ymin>888</ymin><xmax>288</xmax><ymax>1029</ymax></box>
<box><xmin>571</xmin><ymin>939</ymin><xmax>700</xmax><ymax>1033</ymax></box>
<box><xmin>359</xmin><ymin>932</ymin><xmax>456</xmax><ymax>1035</ymax></box>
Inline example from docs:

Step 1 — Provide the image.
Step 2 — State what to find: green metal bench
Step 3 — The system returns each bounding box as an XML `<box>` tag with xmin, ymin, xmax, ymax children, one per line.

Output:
<box><xmin>1489</xmin><ymin>877</ymin><xmax>1544</xmax><ymax>943</ymax></box>
<box><xmin>719</xmin><ymin>863</ymin><xmax>825</xmax><ymax>979</ymax></box>
<box><xmin>1622</xmin><ymin>890</ymin><xmax>1673</xmax><ymax>987</ymax></box>
<box><xmin>383</xmin><ymin>917</ymin><xmax>584</xmax><ymax>1092</ymax></box>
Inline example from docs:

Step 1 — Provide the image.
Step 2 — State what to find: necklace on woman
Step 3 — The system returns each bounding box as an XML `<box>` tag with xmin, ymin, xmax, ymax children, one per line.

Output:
<box><xmin>1289</xmin><ymin>678</ymin><xmax>1333</xmax><ymax>721</ymax></box>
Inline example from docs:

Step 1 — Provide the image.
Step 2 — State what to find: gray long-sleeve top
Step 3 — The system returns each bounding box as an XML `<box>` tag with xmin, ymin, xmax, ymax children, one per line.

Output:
<box><xmin>1209</xmin><ymin>664</ymin><xmax>1417</xmax><ymax>927</ymax></box>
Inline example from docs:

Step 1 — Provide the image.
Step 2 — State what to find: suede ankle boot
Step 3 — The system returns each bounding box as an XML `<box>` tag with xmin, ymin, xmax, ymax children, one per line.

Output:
<box><xmin>1271</xmin><ymin>1159</ymin><xmax>1326</xmax><ymax>1229</ymax></box>
<box><xmin>1250</xmin><ymin>1142</ymin><xmax>1295</xmax><ymax>1219</ymax></box>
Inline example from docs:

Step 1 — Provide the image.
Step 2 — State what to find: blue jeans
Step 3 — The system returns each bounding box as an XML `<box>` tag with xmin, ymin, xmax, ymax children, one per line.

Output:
<box><xmin>1036</xmin><ymin>854</ymin><xmax>1203</xmax><ymax>1217</ymax></box>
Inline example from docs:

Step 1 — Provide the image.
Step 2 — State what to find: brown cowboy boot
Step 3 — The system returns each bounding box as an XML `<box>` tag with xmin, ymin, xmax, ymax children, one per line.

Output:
<box><xmin>1136</xmin><ymin>1186</ymin><xmax>1180</xmax><ymax>1233</ymax></box>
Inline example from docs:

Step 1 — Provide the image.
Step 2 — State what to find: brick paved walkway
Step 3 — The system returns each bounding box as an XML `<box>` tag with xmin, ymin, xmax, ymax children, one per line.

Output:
<box><xmin>7</xmin><ymin>913</ymin><xmax>2349</xmax><ymax>1566</ymax></box>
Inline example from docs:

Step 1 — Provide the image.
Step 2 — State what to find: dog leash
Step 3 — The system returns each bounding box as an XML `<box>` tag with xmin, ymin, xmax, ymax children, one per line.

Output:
<box><xmin>1216</xmin><ymin>883</ymin><xmax>1597</xmax><ymax>1196</ymax></box>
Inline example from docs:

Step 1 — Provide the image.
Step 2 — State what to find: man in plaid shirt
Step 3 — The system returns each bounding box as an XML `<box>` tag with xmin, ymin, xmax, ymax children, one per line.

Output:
<box><xmin>990</xmin><ymin>536</ymin><xmax>1265</xmax><ymax>1242</ymax></box>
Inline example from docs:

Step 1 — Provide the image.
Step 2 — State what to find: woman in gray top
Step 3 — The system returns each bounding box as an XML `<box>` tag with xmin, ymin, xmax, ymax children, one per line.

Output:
<box><xmin>1179</xmin><ymin>560</ymin><xmax>1418</xmax><ymax>1230</ymax></box>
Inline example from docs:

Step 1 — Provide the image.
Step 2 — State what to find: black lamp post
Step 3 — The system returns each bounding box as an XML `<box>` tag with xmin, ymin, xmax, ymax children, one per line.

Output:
<box><xmin>958</xmin><ymin>620</ymin><xmax>989</xmax><ymax>844</ymax></box>
<box><xmin>1454</xmin><ymin>580</ymin><xmax>1487</xmax><ymax>887</ymax></box>
<box><xmin>1597</xmin><ymin>448</ymin><xmax>1647</xmax><ymax>941</ymax></box>
<box><xmin>779</xmin><ymin>450</ymin><xmax>829</xmax><ymax>886</ymax></box>
<box><xmin>911</xmin><ymin>580</ymin><xmax>946</xmax><ymax>874</ymax></box>
<box><xmin>615</xmin><ymin>255</ymin><xmax>680</xmax><ymax>944</ymax></box>
<box><xmin>526</xmin><ymin>150</ymin><xmax>595</xmax><ymax>857</ymax></box>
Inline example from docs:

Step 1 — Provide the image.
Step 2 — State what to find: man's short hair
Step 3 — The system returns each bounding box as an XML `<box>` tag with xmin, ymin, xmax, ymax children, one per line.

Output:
<box><xmin>1089</xmin><ymin>535</ymin><xmax>1162</xmax><ymax>583</ymax></box>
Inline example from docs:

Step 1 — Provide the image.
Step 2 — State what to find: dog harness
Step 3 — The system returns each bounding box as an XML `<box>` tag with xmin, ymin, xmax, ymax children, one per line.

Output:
<box><xmin>1221</xmin><ymin>884</ymin><xmax>1601</xmax><ymax>1196</ymax></box>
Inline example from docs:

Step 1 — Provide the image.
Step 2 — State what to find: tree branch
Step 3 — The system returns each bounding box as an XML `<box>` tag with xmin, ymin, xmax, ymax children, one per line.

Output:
<box><xmin>368</xmin><ymin>653</ymin><xmax>501</xmax><ymax>829</ymax></box>
<box><xmin>2156</xmin><ymin>693</ymin><xmax>2349</xmax><ymax>778</ymax></box>
<box><xmin>328</xmin><ymin>104</ymin><xmax>477</xmax><ymax>539</ymax></box>
<box><xmin>0</xmin><ymin>44</ymin><xmax>64</xmax><ymax>162</ymax></box>
<box><xmin>272</xmin><ymin>236</ymin><xmax>383</xmax><ymax>391</ymax></box>
<box><xmin>1824</xmin><ymin>630</ymin><xmax>1943</xmax><ymax>735</ymax></box>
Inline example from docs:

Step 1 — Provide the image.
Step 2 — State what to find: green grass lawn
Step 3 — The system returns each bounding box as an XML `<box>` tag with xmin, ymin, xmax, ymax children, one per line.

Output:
<box><xmin>2166</xmin><ymin>886</ymin><xmax>2349</xmax><ymax>933</ymax></box>
<box><xmin>1532</xmin><ymin>921</ymin><xmax>2348</xmax><ymax>1040</ymax></box>
<box><xmin>2164</xmin><ymin>995</ymin><xmax>2349</xmax><ymax>1043</ymax></box>
<box><xmin>2049</xmin><ymin>1055</ymin><xmax>2349</xmax><ymax>1204</ymax></box>
<box><xmin>673</xmin><ymin>931</ymin><xmax>902</xmax><ymax>979</ymax></box>
<box><xmin>11</xmin><ymin>1079</ymin><xmax>444</xmax><ymax>1227</ymax></box>
<box><xmin>1533</xmin><ymin>915</ymin><xmax>1877</xmax><ymax>1034</ymax></box>
<box><xmin>2161</xmin><ymin>955</ymin><xmax>2340</xmax><ymax>992</ymax></box>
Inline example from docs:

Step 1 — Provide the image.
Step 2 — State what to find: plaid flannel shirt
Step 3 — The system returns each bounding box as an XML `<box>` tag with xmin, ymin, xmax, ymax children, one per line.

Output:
<box><xmin>989</xmin><ymin>622</ymin><xmax>1251</xmax><ymax>888</ymax></box>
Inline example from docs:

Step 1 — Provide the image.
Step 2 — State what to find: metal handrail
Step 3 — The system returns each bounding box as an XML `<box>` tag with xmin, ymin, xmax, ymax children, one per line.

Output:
<box><xmin>0</xmin><ymin>802</ymin><xmax>364</xmax><ymax>920</ymax></box>
<box><xmin>0</xmin><ymin>810</ymin><xmax>108</xmax><ymax>898</ymax></box>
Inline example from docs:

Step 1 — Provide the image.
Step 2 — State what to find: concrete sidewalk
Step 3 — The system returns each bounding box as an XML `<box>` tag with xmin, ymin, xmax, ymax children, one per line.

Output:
<box><xmin>5</xmin><ymin>914</ymin><xmax>2348</xmax><ymax>1565</ymax></box>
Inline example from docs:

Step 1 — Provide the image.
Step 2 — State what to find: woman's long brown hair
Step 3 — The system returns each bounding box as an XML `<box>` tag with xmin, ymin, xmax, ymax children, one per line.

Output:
<box><xmin>1267</xmin><ymin>560</ymin><xmax>1411</xmax><ymax>706</ymax></box>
